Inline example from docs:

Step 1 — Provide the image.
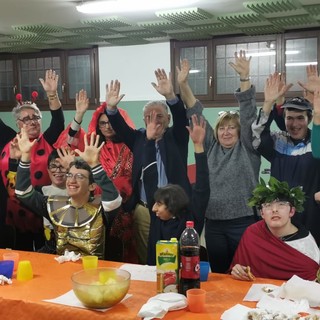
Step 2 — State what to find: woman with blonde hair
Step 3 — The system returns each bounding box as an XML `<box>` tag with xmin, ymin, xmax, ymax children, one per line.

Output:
<box><xmin>178</xmin><ymin>51</ymin><xmax>260</xmax><ymax>273</ymax></box>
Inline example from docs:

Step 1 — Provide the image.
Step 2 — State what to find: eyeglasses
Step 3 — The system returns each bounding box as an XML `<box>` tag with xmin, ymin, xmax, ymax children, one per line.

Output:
<box><xmin>98</xmin><ymin>120</ymin><xmax>111</xmax><ymax>128</ymax></box>
<box><xmin>48</xmin><ymin>164</ymin><xmax>67</xmax><ymax>173</ymax></box>
<box><xmin>65</xmin><ymin>172</ymin><xmax>89</xmax><ymax>181</ymax></box>
<box><xmin>218</xmin><ymin>111</ymin><xmax>239</xmax><ymax>118</ymax></box>
<box><xmin>261</xmin><ymin>201</ymin><xmax>290</xmax><ymax>211</ymax></box>
<box><xmin>18</xmin><ymin>115</ymin><xmax>42</xmax><ymax>125</ymax></box>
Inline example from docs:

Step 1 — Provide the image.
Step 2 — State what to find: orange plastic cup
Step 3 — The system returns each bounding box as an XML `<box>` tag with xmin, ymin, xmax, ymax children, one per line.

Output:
<box><xmin>187</xmin><ymin>288</ymin><xmax>206</xmax><ymax>313</ymax></box>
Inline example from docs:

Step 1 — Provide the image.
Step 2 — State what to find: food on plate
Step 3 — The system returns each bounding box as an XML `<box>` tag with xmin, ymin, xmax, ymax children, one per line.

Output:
<box><xmin>246</xmin><ymin>310</ymin><xmax>320</xmax><ymax>320</ymax></box>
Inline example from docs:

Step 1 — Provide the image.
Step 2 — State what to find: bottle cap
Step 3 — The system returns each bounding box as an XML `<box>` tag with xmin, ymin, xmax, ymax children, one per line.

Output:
<box><xmin>186</xmin><ymin>221</ymin><xmax>194</xmax><ymax>228</ymax></box>
<box><xmin>170</xmin><ymin>238</ymin><xmax>178</xmax><ymax>242</ymax></box>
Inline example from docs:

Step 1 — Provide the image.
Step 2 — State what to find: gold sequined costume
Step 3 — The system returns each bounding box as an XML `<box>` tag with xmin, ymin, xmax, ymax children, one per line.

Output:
<box><xmin>47</xmin><ymin>196</ymin><xmax>105</xmax><ymax>258</ymax></box>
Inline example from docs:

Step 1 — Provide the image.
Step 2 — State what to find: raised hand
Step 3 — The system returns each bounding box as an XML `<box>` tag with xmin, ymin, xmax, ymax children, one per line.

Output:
<box><xmin>39</xmin><ymin>69</ymin><xmax>59</xmax><ymax>94</ymax></box>
<box><xmin>151</xmin><ymin>68</ymin><xmax>175</xmax><ymax>100</ymax></box>
<box><xmin>176</xmin><ymin>59</ymin><xmax>191</xmax><ymax>85</ymax></box>
<box><xmin>298</xmin><ymin>64</ymin><xmax>320</xmax><ymax>94</ymax></box>
<box><xmin>187</xmin><ymin>115</ymin><xmax>206</xmax><ymax>152</ymax></box>
<box><xmin>263</xmin><ymin>73</ymin><xmax>293</xmax><ymax>114</ymax></box>
<box><xmin>75</xmin><ymin>133</ymin><xmax>104</xmax><ymax>167</ymax></box>
<box><xmin>105</xmin><ymin>80</ymin><xmax>125</xmax><ymax>109</ymax></box>
<box><xmin>229</xmin><ymin>50</ymin><xmax>251</xmax><ymax>79</ymax></box>
<box><xmin>9</xmin><ymin>137</ymin><xmax>22</xmax><ymax>160</ymax></box>
<box><xmin>75</xmin><ymin>89</ymin><xmax>89</xmax><ymax>122</ymax></box>
<box><xmin>56</xmin><ymin>147</ymin><xmax>76</xmax><ymax>169</ymax></box>
<box><xmin>313</xmin><ymin>86</ymin><xmax>320</xmax><ymax>125</ymax></box>
<box><xmin>145</xmin><ymin>110</ymin><xmax>162</xmax><ymax>141</ymax></box>
<box><xmin>275</xmin><ymin>72</ymin><xmax>288</xmax><ymax>105</ymax></box>
<box><xmin>16</xmin><ymin>127</ymin><xmax>37</xmax><ymax>160</ymax></box>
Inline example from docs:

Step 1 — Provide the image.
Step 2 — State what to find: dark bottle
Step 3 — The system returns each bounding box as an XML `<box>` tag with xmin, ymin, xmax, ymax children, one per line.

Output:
<box><xmin>179</xmin><ymin>220</ymin><xmax>200</xmax><ymax>295</ymax></box>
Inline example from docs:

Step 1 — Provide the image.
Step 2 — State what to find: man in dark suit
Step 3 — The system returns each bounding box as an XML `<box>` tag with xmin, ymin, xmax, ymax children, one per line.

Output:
<box><xmin>104</xmin><ymin>71</ymin><xmax>191</xmax><ymax>264</ymax></box>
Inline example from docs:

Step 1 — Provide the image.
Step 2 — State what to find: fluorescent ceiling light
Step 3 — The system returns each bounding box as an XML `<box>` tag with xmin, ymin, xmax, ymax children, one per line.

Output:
<box><xmin>190</xmin><ymin>69</ymin><xmax>200</xmax><ymax>74</ymax></box>
<box><xmin>77</xmin><ymin>0</ymin><xmax>199</xmax><ymax>14</ymax></box>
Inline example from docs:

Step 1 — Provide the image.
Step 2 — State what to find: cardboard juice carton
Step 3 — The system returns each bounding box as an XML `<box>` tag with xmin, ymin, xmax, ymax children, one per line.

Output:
<box><xmin>156</xmin><ymin>238</ymin><xmax>179</xmax><ymax>293</ymax></box>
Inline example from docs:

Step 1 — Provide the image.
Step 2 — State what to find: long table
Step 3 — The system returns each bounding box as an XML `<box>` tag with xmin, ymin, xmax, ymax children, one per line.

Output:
<box><xmin>0</xmin><ymin>249</ymin><xmax>283</xmax><ymax>320</ymax></box>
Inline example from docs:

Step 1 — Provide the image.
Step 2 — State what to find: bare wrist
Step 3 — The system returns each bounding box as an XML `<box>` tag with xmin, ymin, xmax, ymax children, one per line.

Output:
<box><xmin>21</xmin><ymin>153</ymin><xmax>31</xmax><ymax>162</ymax></box>
<box><xmin>106</xmin><ymin>103</ymin><xmax>117</xmax><ymax>110</ymax></box>
<box><xmin>194</xmin><ymin>144</ymin><xmax>204</xmax><ymax>153</ymax></box>
<box><xmin>164</xmin><ymin>92</ymin><xmax>176</xmax><ymax>100</ymax></box>
<box><xmin>89</xmin><ymin>161</ymin><xmax>100</xmax><ymax>168</ymax></box>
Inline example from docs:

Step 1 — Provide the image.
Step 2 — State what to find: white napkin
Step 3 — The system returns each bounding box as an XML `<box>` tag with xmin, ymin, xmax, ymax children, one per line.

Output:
<box><xmin>0</xmin><ymin>275</ymin><xmax>12</xmax><ymax>285</ymax></box>
<box><xmin>43</xmin><ymin>290</ymin><xmax>132</xmax><ymax>311</ymax></box>
<box><xmin>54</xmin><ymin>250</ymin><xmax>81</xmax><ymax>263</ymax></box>
<box><xmin>120</xmin><ymin>264</ymin><xmax>156</xmax><ymax>282</ymax></box>
<box><xmin>220</xmin><ymin>304</ymin><xmax>252</xmax><ymax>320</ymax></box>
<box><xmin>257</xmin><ymin>295</ymin><xmax>310</xmax><ymax>315</ymax></box>
<box><xmin>243</xmin><ymin>283</ymin><xmax>280</xmax><ymax>301</ymax></box>
<box><xmin>137</xmin><ymin>292</ymin><xmax>187</xmax><ymax>320</ymax></box>
<box><xmin>278</xmin><ymin>275</ymin><xmax>320</xmax><ymax>307</ymax></box>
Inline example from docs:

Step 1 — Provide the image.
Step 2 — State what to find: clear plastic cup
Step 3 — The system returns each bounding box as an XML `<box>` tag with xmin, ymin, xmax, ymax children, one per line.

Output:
<box><xmin>3</xmin><ymin>251</ymin><xmax>20</xmax><ymax>271</ymax></box>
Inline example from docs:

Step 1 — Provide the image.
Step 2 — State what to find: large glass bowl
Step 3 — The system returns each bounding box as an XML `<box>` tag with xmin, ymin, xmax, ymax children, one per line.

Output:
<box><xmin>71</xmin><ymin>267</ymin><xmax>131</xmax><ymax>308</ymax></box>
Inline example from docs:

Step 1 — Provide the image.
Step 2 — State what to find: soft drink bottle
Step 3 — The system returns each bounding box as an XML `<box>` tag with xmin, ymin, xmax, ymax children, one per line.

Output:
<box><xmin>179</xmin><ymin>220</ymin><xmax>200</xmax><ymax>295</ymax></box>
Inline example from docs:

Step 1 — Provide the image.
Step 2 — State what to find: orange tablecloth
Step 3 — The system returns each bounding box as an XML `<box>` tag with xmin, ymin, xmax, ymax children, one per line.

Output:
<box><xmin>0</xmin><ymin>249</ymin><xmax>283</xmax><ymax>320</ymax></box>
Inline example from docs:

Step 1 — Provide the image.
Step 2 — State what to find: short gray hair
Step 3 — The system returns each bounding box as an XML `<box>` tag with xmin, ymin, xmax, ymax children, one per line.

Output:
<box><xmin>143</xmin><ymin>100</ymin><xmax>168</xmax><ymax>114</ymax></box>
<box><xmin>12</xmin><ymin>103</ymin><xmax>42</xmax><ymax>122</ymax></box>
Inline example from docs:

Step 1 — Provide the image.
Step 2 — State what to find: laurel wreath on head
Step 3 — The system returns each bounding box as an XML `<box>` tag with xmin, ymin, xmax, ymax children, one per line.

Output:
<box><xmin>248</xmin><ymin>176</ymin><xmax>306</xmax><ymax>213</ymax></box>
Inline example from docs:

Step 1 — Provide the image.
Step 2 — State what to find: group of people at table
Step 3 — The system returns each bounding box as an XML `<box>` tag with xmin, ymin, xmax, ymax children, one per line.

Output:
<box><xmin>0</xmin><ymin>50</ymin><xmax>320</xmax><ymax>285</ymax></box>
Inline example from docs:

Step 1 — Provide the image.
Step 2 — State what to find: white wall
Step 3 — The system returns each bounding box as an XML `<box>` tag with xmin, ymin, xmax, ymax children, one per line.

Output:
<box><xmin>98</xmin><ymin>42</ymin><xmax>171</xmax><ymax>102</ymax></box>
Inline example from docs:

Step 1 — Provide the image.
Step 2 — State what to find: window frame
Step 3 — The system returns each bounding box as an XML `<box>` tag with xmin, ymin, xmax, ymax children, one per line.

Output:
<box><xmin>0</xmin><ymin>47</ymin><xmax>99</xmax><ymax>111</ymax></box>
<box><xmin>171</xmin><ymin>29</ymin><xmax>320</xmax><ymax>107</ymax></box>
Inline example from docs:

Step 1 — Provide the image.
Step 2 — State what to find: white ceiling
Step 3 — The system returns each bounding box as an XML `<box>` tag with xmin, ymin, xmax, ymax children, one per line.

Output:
<box><xmin>1</xmin><ymin>0</ymin><xmax>320</xmax><ymax>52</ymax></box>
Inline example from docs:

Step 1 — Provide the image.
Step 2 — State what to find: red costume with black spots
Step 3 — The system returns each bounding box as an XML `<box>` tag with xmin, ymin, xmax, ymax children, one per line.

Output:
<box><xmin>0</xmin><ymin>108</ymin><xmax>64</xmax><ymax>250</ymax></box>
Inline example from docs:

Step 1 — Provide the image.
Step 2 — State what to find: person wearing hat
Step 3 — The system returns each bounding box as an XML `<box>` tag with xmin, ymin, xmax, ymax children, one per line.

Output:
<box><xmin>252</xmin><ymin>72</ymin><xmax>320</xmax><ymax>247</ymax></box>
<box><xmin>230</xmin><ymin>177</ymin><xmax>320</xmax><ymax>281</ymax></box>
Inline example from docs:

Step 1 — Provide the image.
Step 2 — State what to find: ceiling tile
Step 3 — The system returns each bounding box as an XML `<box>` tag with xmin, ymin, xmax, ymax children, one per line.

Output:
<box><xmin>243</xmin><ymin>0</ymin><xmax>302</xmax><ymax>15</ymax></box>
<box><xmin>156</xmin><ymin>7</ymin><xmax>213</xmax><ymax>24</ymax></box>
